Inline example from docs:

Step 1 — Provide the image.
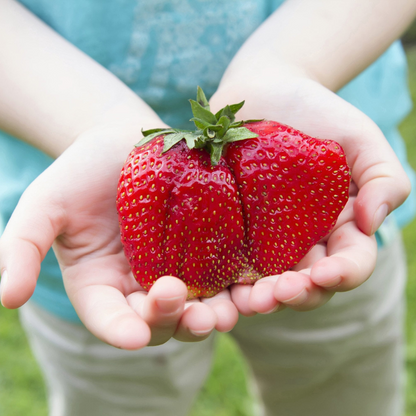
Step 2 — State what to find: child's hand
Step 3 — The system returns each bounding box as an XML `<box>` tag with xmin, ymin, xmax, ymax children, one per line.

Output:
<box><xmin>206</xmin><ymin>0</ymin><xmax>415</xmax><ymax>315</ymax></box>
<box><xmin>0</xmin><ymin>0</ymin><xmax>239</xmax><ymax>349</ymax></box>
<box><xmin>210</xmin><ymin>74</ymin><xmax>409</xmax><ymax>315</ymax></box>
<box><xmin>0</xmin><ymin>126</ymin><xmax>238</xmax><ymax>349</ymax></box>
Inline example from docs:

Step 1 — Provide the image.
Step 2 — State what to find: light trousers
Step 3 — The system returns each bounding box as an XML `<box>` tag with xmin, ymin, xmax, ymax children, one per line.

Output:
<box><xmin>19</xmin><ymin>236</ymin><xmax>406</xmax><ymax>416</ymax></box>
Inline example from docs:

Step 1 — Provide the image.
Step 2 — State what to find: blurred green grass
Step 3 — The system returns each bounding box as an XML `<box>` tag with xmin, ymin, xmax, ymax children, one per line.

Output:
<box><xmin>3</xmin><ymin>44</ymin><xmax>416</xmax><ymax>416</ymax></box>
<box><xmin>401</xmin><ymin>44</ymin><xmax>416</xmax><ymax>416</ymax></box>
<box><xmin>0</xmin><ymin>308</ymin><xmax>47</xmax><ymax>415</ymax></box>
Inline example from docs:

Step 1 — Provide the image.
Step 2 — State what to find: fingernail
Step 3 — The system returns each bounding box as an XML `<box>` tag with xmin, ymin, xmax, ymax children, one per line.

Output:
<box><xmin>371</xmin><ymin>204</ymin><xmax>388</xmax><ymax>234</ymax></box>
<box><xmin>319</xmin><ymin>275</ymin><xmax>342</xmax><ymax>288</ymax></box>
<box><xmin>262</xmin><ymin>303</ymin><xmax>283</xmax><ymax>314</ymax></box>
<box><xmin>282</xmin><ymin>288</ymin><xmax>308</xmax><ymax>306</ymax></box>
<box><xmin>156</xmin><ymin>295</ymin><xmax>185</xmax><ymax>314</ymax></box>
<box><xmin>189</xmin><ymin>328</ymin><xmax>212</xmax><ymax>337</ymax></box>
<box><xmin>0</xmin><ymin>270</ymin><xmax>8</xmax><ymax>307</ymax></box>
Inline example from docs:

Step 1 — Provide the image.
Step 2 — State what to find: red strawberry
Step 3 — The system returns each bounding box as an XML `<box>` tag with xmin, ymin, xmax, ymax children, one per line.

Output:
<box><xmin>116</xmin><ymin>87</ymin><xmax>350</xmax><ymax>299</ymax></box>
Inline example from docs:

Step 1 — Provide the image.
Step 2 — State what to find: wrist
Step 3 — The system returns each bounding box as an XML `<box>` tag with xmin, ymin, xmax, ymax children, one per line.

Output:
<box><xmin>49</xmin><ymin>97</ymin><xmax>167</xmax><ymax>159</ymax></box>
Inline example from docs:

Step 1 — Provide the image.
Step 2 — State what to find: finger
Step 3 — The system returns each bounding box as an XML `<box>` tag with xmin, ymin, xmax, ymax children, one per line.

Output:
<box><xmin>354</xmin><ymin>177</ymin><xmax>409</xmax><ymax>235</ymax></box>
<box><xmin>202</xmin><ymin>289</ymin><xmax>239</xmax><ymax>332</ymax></box>
<box><xmin>0</xmin><ymin>184</ymin><xmax>62</xmax><ymax>308</ymax></box>
<box><xmin>127</xmin><ymin>276</ymin><xmax>187</xmax><ymax>346</ymax></box>
<box><xmin>174</xmin><ymin>302</ymin><xmax>218</xmax><ymax>342</ymax></box>
<box><xmin>60</xmin><ymin>255</ymin><xmax>153</xmax><ymax>350</ymax></box>
<box><xmin>349</xmin><ymin>180</ymin><xmax>358</xmax><ymax>197</ymax></box>
<box><xmin>248</xmin><ymin>275</ymin><xmax>286</xmax><ymax>314</ymax></box>
<box><xmin>229</xmin><ymin>284</ymin><xmax>257</xmax><ymax>317</ymax></box>
<box><xmin>72</xmin><ymin>283</ymin><xmax>152</xmax><ymax>350</ymax></box>
<box><xmin>273</xmin><ymin>271</ymin><xmax>334</xmax><ymax>312</ymax></box>
<box><xmin>344</xmin><ymin>126</ymin><xmax>411</xmax><ymax>235</ymax></box>
<box><xmin>0</xmin><ymin>238</ymin><xmax>40</xmax><ymax>308</ymax></box>
<box><xmin>310</xmin><ymin>221</ymin><xmax>377</xmax><ymax>291</ymax></box>
<box><xmin>291</xmin><ymin>243</ymin><xmax>327</xmax><ymax>272</ymax></box>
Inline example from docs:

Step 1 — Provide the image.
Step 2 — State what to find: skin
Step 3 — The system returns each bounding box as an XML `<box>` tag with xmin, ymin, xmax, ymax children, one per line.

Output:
<box><xmin>0</xmin><ymin>0</ymin><xmax>415</xmax><ymax>349</ymax></box>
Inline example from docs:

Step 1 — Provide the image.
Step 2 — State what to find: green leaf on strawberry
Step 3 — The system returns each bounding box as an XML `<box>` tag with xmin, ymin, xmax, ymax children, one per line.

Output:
<box><xmin>196</xmin><ymin>85</ymin><xmax>210</xmax><ymax>111</ymax></box>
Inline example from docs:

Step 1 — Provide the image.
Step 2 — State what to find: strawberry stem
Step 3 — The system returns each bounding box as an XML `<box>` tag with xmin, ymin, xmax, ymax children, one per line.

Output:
<box><xmin>138</xmin><ymin>86</ymin><xmax>262</xmax><ymax>165</ymax></box>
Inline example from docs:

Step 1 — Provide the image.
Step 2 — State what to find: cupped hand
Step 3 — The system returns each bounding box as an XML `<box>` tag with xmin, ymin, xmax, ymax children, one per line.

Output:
<box><xmin>0</xmin><ymin>125</ymin><xmax>238</xmax><ymax>349</ymax></box>
<box><xmin>210</xmin><ymin>72</ymin><xmax>409</xmax><ymax>315</ymax></box>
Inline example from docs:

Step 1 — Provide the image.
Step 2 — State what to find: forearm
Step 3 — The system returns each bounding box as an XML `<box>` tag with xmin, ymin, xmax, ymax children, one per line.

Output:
<box><xmin>220</xmin><ymin>0</ymin><xmax>416</xmax><ymax>92</ymax></box>
<box><xmin>0</xmin><ymin>0</ymin><xmax>162</xmax><ymax>158</ymax></box>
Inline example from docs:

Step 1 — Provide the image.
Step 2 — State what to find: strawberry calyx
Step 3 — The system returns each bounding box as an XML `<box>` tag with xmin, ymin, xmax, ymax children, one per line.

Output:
<box><xmin>137</xmin><ymin>86</ymin><xmax>262</xmax><ymax>165</ymax></box>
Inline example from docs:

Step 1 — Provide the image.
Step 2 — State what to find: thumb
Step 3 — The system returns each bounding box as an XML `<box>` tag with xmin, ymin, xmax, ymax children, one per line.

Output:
<box><xmin>354</xmin><ymin>176</ymin><xmax>410</xmax><ymax>235</ymax></box>
<box><xmin>348</xmin><ymin>129</ymin><xmax>411</xmax><ymax>235</ymax></box>
<box><xmin>0</xmin><ymin>181</ymin><xmax>63</xmax><ymax>308</ymax></box>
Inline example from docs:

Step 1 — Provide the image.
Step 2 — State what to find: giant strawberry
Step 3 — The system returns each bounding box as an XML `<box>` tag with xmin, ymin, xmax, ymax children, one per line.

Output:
<box><xmin>116</xmin><ymin>87</ymin><xmax>350</xmax><ymax>298</ymax></box>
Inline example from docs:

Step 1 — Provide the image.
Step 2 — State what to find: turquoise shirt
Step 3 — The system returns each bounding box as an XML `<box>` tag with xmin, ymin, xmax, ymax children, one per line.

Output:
<box><xmin>1</xmin><ymin>0</ymin><xmax>414</xmax><ymax>322</ymax></box>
